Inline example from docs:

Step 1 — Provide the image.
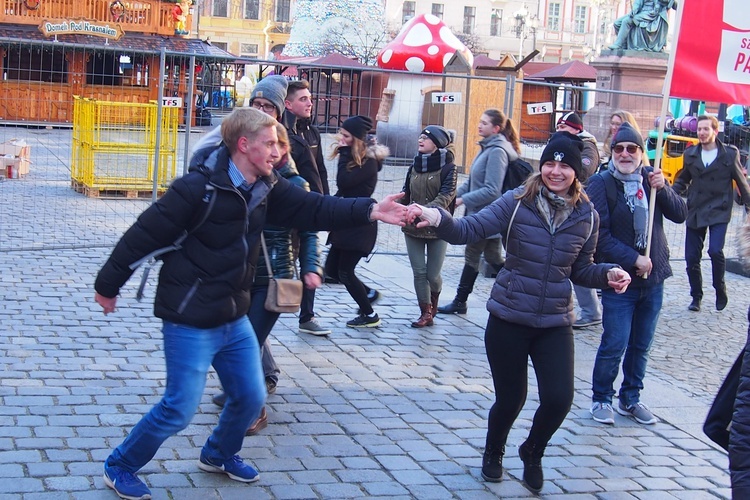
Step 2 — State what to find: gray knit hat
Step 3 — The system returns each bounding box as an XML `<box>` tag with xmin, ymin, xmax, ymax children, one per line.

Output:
<box><xmin>250</xmin><ymin>75</ymin><xmax>288</xmax><ymax>117</ymax></box>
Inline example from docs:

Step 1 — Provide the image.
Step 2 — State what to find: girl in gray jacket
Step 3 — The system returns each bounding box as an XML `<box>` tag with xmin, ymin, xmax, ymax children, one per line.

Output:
<box><xmin>406</xmin><ymin>132</ymin><xmax>631</xmax><ymax>493</ymax></box>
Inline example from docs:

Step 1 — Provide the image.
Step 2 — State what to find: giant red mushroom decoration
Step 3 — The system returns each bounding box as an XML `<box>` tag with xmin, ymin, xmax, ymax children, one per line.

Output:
<box><xmin>375</xmin><ymin>14</ymin><xmax>473</xmax><ymax>157</ymax></box>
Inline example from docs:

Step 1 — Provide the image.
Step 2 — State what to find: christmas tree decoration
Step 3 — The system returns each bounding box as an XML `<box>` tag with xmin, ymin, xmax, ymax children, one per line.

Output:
<box><xmin>283</xmin><ymin>0</ymin><xmax>387</xmax><ymax>63</ymax></box>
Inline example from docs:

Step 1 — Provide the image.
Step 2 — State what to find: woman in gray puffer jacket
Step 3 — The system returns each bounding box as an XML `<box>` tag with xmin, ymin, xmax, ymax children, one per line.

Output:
<box><xmin>406</xmin><ymin>132</ymin><xmax>631</xmax><ymax>494</ymax></box>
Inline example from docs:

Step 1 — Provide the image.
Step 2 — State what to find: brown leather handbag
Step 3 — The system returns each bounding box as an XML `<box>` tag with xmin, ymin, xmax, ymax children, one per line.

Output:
<box><xmin>260</xmin><ymin>233</ymin><xmax>303</xmax><ymax>313</ymax></box>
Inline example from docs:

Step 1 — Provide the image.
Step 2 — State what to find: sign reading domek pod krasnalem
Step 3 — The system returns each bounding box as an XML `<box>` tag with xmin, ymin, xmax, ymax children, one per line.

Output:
<box><xmin>38</xmin><ymin>19</ymin><xmax>124</xmax><ymax>41</ymax></box>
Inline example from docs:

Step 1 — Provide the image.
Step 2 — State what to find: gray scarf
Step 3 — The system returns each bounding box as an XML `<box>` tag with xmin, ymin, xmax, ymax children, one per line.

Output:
<box><xmin>609</xmin><ymin>163</ymin><xmax>649</xmax><ymax>251</ymax></box>
<box><xmin>536</xmin><ymin>186</ymin><xmax>573</xmax><ymax>233</ymax></box>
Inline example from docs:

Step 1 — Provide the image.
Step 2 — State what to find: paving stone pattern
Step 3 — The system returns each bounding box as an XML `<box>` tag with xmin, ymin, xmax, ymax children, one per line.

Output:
<box><xmin>0</xmin><ymin>126</ymin><xmax>746</xmax><ymax>498</ymax></box>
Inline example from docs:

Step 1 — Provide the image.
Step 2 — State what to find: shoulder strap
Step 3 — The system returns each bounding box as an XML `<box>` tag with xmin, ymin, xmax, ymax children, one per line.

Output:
<box><xmin>260</xmin><ymin>232</ymin><xmax>299</xmax><ymax>280</ymax></box>
<box><xmin>600</xmin><ymin>170</ymin><xmax>618</xmax><ymax>215</ymax></box>
<box><xmin>506</xmin><ymin>198</ymin><xmax>521</xmax><ymax>243</ymax></box>
<box><xmin>132</xmin><ymin>183</ymin><xmax>216</xmax><ymax>301</ymax></box>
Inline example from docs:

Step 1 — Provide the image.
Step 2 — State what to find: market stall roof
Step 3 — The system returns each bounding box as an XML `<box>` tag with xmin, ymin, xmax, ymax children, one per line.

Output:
<box><xmin>472</xmin><ymin>54</ymin><xmax>500</xmax><ymax>69</ymax></box>
<box><xmin>0</xmin><ymin>25</ymin><xmax>235</xmax><ymax>61</ymax></box>
<box><xmin>525</xmin><ymin>60</ymin><xmax>596</xmax><ymax>81</ymax></box>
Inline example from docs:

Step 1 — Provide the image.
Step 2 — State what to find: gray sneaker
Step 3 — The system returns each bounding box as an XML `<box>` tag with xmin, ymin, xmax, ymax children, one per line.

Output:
<box><xmin>298</xmin><ymin>319</ymin><xmax>331</xmax><ymax>336</ymax></box>
<box><xmin>590</xmin><ymin>402</ymin><xmax>615</xmax><ymax>424</ymax></box>
<box><xmin>617</xmin><ymin>401</ymin><xmax>658</xmax><ymax>425</ymax></box>
<box><xmin>573</xmin><ymin>318</ymin><xmax>602</xmax><ymax>329</ymax></box>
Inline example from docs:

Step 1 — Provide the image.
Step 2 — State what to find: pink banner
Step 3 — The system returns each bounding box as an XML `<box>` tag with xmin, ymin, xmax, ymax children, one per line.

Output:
<box><xmin>670</xmin><ymin>0</ymin><xmax>750</xmax><ymax>104</ymax></box>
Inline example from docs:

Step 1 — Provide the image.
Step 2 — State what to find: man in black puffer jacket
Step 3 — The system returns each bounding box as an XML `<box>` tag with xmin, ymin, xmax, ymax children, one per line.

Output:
<box><xmin>94</xmin><ymin>108</ymin><xmax>406</xmax><ymax>500</ymax></box>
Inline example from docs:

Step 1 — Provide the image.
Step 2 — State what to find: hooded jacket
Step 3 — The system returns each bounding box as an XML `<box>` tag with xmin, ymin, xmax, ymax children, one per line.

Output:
<box><xmin>435</xmin><ymin>189</ymin><xmax>616</xmax><ymax>328</ymax></box>
<box><xmin>94</xmin><ymin>144</ymin><xmax>373</xmax><ymax>329</ymax></box>
<box><xmin>401</xmin><ymin>148</ymin><xmax>457</xmax><ymax>239</ymax></box>
<box><xmin>457</xmin><ymin>133</ymin><xmax>519</xmax><ymax>216</ymax></box>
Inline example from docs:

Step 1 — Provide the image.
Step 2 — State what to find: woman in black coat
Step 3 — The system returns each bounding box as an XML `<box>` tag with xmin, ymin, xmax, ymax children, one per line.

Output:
<box><xmin>325</xmin><ymin>116</ymin><xmax>389</xmax><ymax>328</ymax></box>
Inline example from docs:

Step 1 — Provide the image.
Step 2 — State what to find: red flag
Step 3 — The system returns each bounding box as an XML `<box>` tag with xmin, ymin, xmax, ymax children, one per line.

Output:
<box><xmin>670</xmin><ymin>0</ymin><xmax>750</xmax><ymax>104</ymax></box>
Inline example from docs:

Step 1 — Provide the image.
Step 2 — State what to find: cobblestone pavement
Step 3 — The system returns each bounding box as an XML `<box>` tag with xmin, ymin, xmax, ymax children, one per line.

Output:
<box><xmin>0</xmin><ymin>126</ymin><xmax>747</xmax><ymax>498</ymax></box>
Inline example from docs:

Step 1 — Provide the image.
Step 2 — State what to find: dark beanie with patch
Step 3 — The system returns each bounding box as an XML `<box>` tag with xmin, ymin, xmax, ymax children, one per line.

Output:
<box><xmin>342</xmin><ymin>115</ymin><xmax>374</xmax><ymax>141</ymax></box>
<box><xmin>539</xmin><ymin>131</ymin><xmax>585</xmax><ymax>180</ymax></box>
<box><xmin>557</xmin><ymin>111</ymin><xmax>584</xmax><ymax>133</ymax></box>
<box><xmin>611</xmin><ymin>121</ymin><xmax>645</xmax><ymax>151</ymax></box>
<box><xmin>250</xmin><ymin>75</ymin><xmax>288</xmax><ymax>117</ymax></box>
<box><xmin>421</xmin><ymin>125</ymin><xmax>452</xmax><ymax>149</ymax></box>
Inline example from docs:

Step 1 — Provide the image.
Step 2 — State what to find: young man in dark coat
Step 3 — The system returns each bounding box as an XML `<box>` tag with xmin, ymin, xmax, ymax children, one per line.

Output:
<box><xmin>282</xmin><ymin>79</ymin><xmax>332</xmax><ymax>335</ymax></box>
<box><xmin>673</xmin><ymin>115</ymin><xmax>750</xmax><ymax>312</ymax></box>
<box><xmin>94</xmin><ymin>107</ymin><xmax>406</xmax><ymax>500</ymax></box>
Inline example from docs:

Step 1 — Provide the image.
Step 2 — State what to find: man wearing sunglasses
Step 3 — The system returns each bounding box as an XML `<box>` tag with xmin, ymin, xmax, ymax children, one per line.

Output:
<box><xmin>673</xmin><ymin>115</ymin><xmax>750</xmax><ymax>313</ymax></box>
<box><xmin>585</xmin><ymin>122</ymin><xmax>687</xmax><ymax>426</ymax></box>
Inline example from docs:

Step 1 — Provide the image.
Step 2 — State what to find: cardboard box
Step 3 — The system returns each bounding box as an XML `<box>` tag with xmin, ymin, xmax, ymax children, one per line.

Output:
<box><xmin>0</xmin><ymin>139</ymin><xmax>30</xmax><ymax>178</ymax></box>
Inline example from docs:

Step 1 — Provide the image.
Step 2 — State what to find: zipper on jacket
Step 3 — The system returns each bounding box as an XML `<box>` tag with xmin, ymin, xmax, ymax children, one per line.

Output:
<box><xmin>177</xmin><ymin>278</ymin><xmax>202</xmax><ymax>314</ymax></box>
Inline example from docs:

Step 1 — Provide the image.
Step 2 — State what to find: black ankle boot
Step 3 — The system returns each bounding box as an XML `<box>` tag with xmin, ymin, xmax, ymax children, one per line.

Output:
<box><xmin>716</xmin><ymin>286</ymin><xmax>728</xmax><ymax>311</ymax></box>
<box><xmin>688</xmin><ymin>298</ymin><xmax>701</xmax><ymax>312</ymax></box>
<box><xmin>437</xmin><ymin>299</ymin><xmax>467</xmax><ymax>315</ymax></box>
<box><xmin>481</xmin><ymin>444</ymin><xmax>504</xmax><ymax>482</ymax></box>
<box><xmin>519</xmin><ymin>441</ymin><xmax>544</xmax><ymax>493</ymax></box>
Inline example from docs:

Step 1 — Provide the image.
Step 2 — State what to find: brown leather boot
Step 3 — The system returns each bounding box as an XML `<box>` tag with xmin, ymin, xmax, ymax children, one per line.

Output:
<box><xmin>411</xmin><ymin>303</ymin><xmax>433</xmax><ymax>328</ymax></box>
<box><xmin>430</xmin><ymin>291</ymin><xmax>440</xmax><ymax>318</ymax></box>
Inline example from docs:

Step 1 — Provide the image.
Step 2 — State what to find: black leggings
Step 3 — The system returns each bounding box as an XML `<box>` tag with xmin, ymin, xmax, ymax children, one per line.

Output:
<box><xmin>325</xmin><ymin>246</ymin><xmax>373</xmax><ymax>315</ymax></box>
<box><xmin>484</xmin><ymin>315</ymin><xmax>574</xmax><ymax>449</ymax></box>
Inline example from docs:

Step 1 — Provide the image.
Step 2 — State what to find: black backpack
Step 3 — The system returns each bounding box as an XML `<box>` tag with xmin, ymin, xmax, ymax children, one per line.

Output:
<box><xmin>502</xmin><ymin>158</ymin><xmax>533</xmax><ymax>193</ymax></box>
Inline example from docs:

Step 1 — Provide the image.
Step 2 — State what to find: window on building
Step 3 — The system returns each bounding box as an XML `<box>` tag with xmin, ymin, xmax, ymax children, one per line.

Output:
<box><xmin>240</xmin><ymin>43</ymin><xmax>259</xmax><ymax>57</ymax></box>
<box><xmin>244</xmin><ymin>0</ymin><xmax>259</xmax><ymax>19</ymax></box>
<box><xmin>402</xmin><ymin>1</ymin><xmax>415</xmax><ymax>24</ymax></box>
<box><xmin>3</xmin><ymin>45</ymin><xmax>68</xmax><ymax>83</ymax></box>
<box><xmin>491</xmin><ymin>9</ymin><xmax>503</xmax><ymax>36</ymax></box>
<box><xmin>574</xmin><ymin>5</ymin><xmax>587</xmax><ymax>34</ymax></box>
<box><xmin>212</xmin><ymin>0</ymin><xmax>227</xmax><ymax>17</ymax></box>
<box><xmin>463</xmin><ymin>6</ymin><xmax>476</xmax><ymax>34</ymax></box>
<box><xmin>212</xmin><ymin>41</ymin><xmax>229</xmax><ymax>52</ymax></box>
<box><xmin>431</xmin><ymin>3</ymin><xmax>443</xmax><ymax>19</ymax></box>
<box><xmin>548</xmin><ymin>2</ymin><xmax>561</xmax><ymax>31</ymax></box>
<box><xmin>276</xmin><ymin>0</ymin><xmax>290</xmax><ymax>23</ymax></box>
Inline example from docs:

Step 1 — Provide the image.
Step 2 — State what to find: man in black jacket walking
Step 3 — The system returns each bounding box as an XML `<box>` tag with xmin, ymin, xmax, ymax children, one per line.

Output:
<box><xmin>673</xmin><ymin>115</ymin><xmax>750</xmax><ymax>312</ymax></box>
<box><xmin>283</xmin><ymin>79</ymin><xmax>333</xmax><ymax>335</ymax></box>
<box><xmin>94</xmin><ymin>107</ymin><xmax>406</xmax><ymax>500</ymax></box>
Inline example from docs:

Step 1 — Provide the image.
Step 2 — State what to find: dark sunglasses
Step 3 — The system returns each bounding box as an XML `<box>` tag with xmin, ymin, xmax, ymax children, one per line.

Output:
<box><xmin>613</xmin><ymin>144</ymin><xmax>641</xmax><ymax>154</ymax></box>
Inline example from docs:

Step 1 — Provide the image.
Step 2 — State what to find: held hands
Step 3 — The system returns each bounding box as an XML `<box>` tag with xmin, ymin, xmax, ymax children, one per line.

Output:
<box><xmin>370</xmin><ymin>193</ymin><xmax>407</xmax><ymax>226</ymax></box>
<box><xmin>607</xmin><ymin>268</ymin><xmax>632</xmax><ymax>294</ymax></box>
<box><xmin>648</xmin><ymin>170</ymin><xmax>665</xmax><ymax>190</ymax></box>
<box><xmin>405</xmin><ymin>204</ymin><xmax>442</xmax><ymax>228</ymax></box>
<box><xmin>95</xmin><ymin>292</ymin><xmax>117</xmax><ymax>315</ymax></box>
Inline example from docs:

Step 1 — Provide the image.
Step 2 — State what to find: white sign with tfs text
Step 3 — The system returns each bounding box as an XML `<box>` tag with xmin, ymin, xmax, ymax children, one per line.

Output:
<box><xmin>527</xmin><ymin>102</ymin><xmax>553</xmax><ymax>115</ymax></box>
<box><xmin>431</xmin><ymin>92</ymin><xmax>462</xmax><ymax>104</ymax></box>
<box><xmin>161</xmin><ymin>97</ymin><xmax>184</xmax><ymax>107</ymax></box>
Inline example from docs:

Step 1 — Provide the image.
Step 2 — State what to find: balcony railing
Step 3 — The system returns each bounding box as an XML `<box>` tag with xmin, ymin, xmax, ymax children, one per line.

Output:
<box><xmin>0</xmin><ymin>0</ymin><xmax>191</xmax><ymax>37</ymax></box>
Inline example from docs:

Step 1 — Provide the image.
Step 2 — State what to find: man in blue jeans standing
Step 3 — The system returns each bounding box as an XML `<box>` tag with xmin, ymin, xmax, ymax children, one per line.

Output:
<box><xmin>585</xmin><ymin>123</ymin><xmax>687</xmax><ymax>426</ymax></box>
<box><xmin>94</xmin><ymin>107</ymin><xmax>406</xmax><ymax>500</ymax></box>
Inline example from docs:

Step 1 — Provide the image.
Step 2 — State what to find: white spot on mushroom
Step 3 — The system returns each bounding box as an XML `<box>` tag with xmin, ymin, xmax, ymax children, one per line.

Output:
<box><xmin>424</xmin><ymin>14</ymin><xmax>440</xmax><ymax>25</ymax></box>
<box><xmin>439</xmin><ymin>26</ymin><xmax>465</xmax><ymax>51</ymax></box>
<box><xmin>427</xmin><ymin>45</ymin><xmax>439</xmax><ymax>56</ymax></box>
<box><xmin>405</xmin><ymin>56</ymin><xmax>426</xmax><ymax>73</ymax></box>
<box><xmin>381</xmin><ymin>49</ymin><xmax>393</xmax><ymax>64</ymax></box>
<box><xmin>403</xmin><ymin>22</ymin><xmax>433</xmax><ymax>47</ymax></box>
<box><xmin>443</xmin><ymin>52</ymin><xmax>454</xmax><ymax>67</ymax></box>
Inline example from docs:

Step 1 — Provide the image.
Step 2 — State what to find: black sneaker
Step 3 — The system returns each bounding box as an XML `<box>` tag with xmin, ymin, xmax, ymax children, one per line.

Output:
<box><xmin>367</xmin><ymin>288</ymin><xmax>380</xmax><ymax>303</ymax></box>
<box><xmin>346</xmin><ymin>313</ymin><xmax>380</xmax><ymax>328</ymax></box>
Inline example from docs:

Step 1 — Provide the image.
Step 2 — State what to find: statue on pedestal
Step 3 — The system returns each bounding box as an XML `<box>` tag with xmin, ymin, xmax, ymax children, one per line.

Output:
<box><xmin>610</xmin><ymin>0</ymin><xmax>677</xmax><ymax>52</ymax></box>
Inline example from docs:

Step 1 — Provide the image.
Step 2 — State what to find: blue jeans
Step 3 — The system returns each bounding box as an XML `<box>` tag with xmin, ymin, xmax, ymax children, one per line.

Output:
<box><xmin>592</xmin><ymin>283</ymin><xmax>663</xmax><ymax>407</ymax></box>
<box><xmin>106</xmin><ymin>316</ymin><xmax>266</xmax><ymax>472</ymax></box>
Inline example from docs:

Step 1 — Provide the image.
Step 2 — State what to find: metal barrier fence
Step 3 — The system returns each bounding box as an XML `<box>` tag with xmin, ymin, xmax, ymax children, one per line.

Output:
<box><xmin>0</xmin><ymin>54</ymin><xmax>746</xmax><ymax>269</ymax></box>
<box><xmin>71</xmin><ymin>97</ymin><xmax>179</xmax><ymax>197</ymax></box>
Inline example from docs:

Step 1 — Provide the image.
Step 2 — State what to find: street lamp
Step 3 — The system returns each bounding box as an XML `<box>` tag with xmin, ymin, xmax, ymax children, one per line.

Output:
<box><xmin>514</xmin><ymin>5</ymin><xmax>537</xmax><ymax>61</ymax></box>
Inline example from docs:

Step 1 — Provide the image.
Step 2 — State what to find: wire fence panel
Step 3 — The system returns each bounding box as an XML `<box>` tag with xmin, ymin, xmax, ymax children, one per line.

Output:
<box><xmin>1</xmin><ymin>56</ymin><xmax>746</xmax><ymax>266</ymax></box>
